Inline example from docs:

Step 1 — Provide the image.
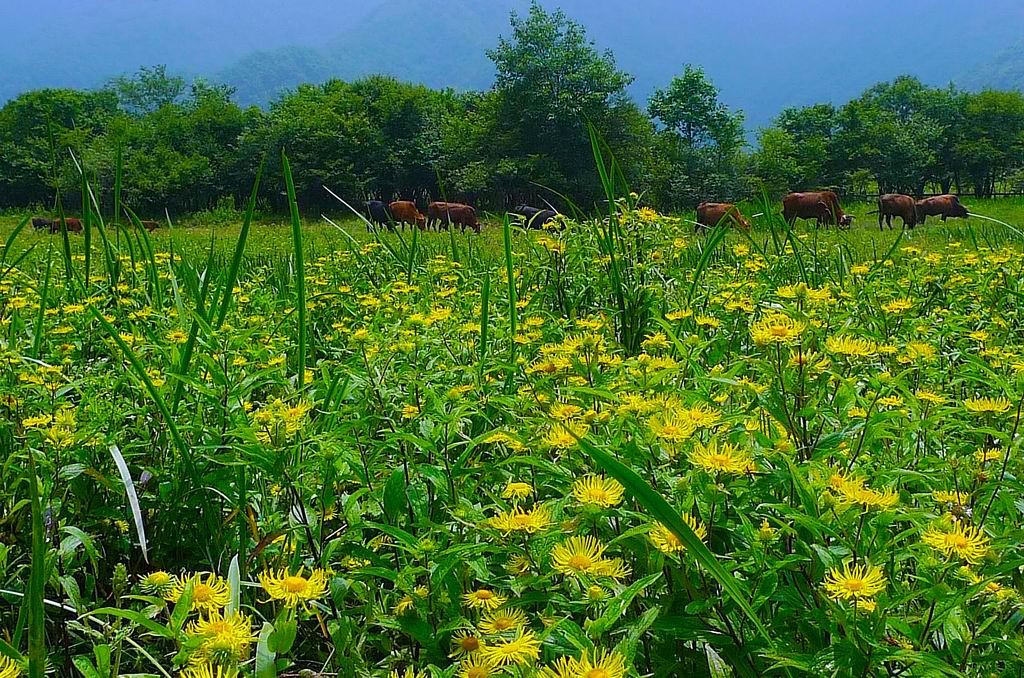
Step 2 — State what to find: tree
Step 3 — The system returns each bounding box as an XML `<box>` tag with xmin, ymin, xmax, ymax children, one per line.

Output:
<box><xmin>956</xmin><ymin>89</ymin><xmax>1024</xmax><ymax>197</ymax></box>
<box><xmin>108</xmin><ymin>65</ymin><xmax>186</xmax><ymax>116</ymax></box>
<box><xmin>482</xmin><ymin>1</ymin><xmax>648</xmax><ymax>206</ymax></box>
<box><xmin>647</xmin><ymin>65</ymin><xmax>745</xmax><ymax>209</ymax></box>
<box><xmin>648</xmin><ymin>65</ymin><xmax>743</xmax><ymax>151</ymax></box>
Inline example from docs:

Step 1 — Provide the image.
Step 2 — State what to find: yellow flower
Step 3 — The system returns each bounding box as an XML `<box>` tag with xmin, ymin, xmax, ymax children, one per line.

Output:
<box><xmin>649</xmin><ymin>516</ymin><xmax>707</xmax><ymax>555</ymax></box>
<box><xmin>750</xmin><ymin>313</ymin><xmax>807</xmax><ymax>346</ymax></box>
<box><xmin>165</xmin><ymin>573</ymin><xmax>230</xmax><ymax>613</ymax></box>
<box><xmin>140</xmin><ymin>570</ymin><xmax>174</xmax><ymax>596</ymax></box>
<box><xmin>881</xmin><ymin>298</ymin><xmax>913</xmax><ymax>314</ymax></box>
<box><xmin>825</xmin><ymin>334</ymin><xmax>877</xmax><ymax>358</ymax></box>
<box><xmin>480</xmin><ymin>629</ymin><xmax>541</xmax><ymax>667</ymax></box>
<box><xmin>458</xmin><ymin>655</ymin><xmax>498</xmax><ymax>678</ymax></box>
<box><xmin>964</xmin><ymin>397</ymin><xmax>1013</xmax><ymax>415</ymax></box>
<box><xmin>259</xmin><ymin>567</ymin><xmax>329</xmax><ymax>608</ymax></box>
<box><xmin>486</xmin><ymin>505</ymin><xmax>552</xmax><ymax>535</ymax></box>
<box><xmin>757</xmin><ymin>518</ymin><xmax>778</xmax><ymax>542</ymax></box>
<box><xmin>550</xmin><ymin>535</ymin><xmax>630</xmax><ymax>580</ymax></box>
<box><xmin>478</xmin><ymin>607</ymin><xmax>529</xmax><ymax>634</ymax></box>
<box><xmin>179</xmin><ymin>664</ymin><xmax>238</xmax><ymax>678</ymax></box>
<box><xmin>932</xmin><ymin>490</ymin><xmax>969</xmax><ymax>505</ymax></box>
<box><xmin>647</xmin><ymin>411</ymin><xmax>695</xmax><ymax>443</ymax></box>
<box><xmin>572</xmin><ymin>475</ymin><xmax>624</xmax><ymax>508</ymax></box>
<box><xmin>0</xmin><ymin>656</ymin><xmax>20</xmax><ymax>678</ymax></box>
<box><xmin>187</xmin><ymin>610</ymin><xmax>256</xmax><ymax>665</ymax></box>
<box><xmin>915</xmin><ymin>389</ymin><xmax>947</xmax><ymax>405</ymax></box>
<box><xmin>502</xmin><ymin>481</ymin><xmax>534</xmax><ymax>501</ymax></box>
<box><xmin>576</xmin><ymin>649</ymin><xmax>627</xmax><ymax>678</ymax></box>
<box><xmin>462</xmin><ymin>589</ymin><xmax>507</xmax><ymax>611</ymax></box>
<box><xmin>451</xmin><ymin>629</ymin><xmax>487</xmax><ymax>657</ymax></box>
<box><xmin>822</xmin><ymin>563</ymin><xmax>887</xmax><ymax>602</ymax></box>
<box><xmin>922</xmin><ymin>520</ymin><xmax>989</xmax><ymax>564</ymax></box>
<box><xmin>689</xmin><ymin>439</ymin><xmax>753</xmax><ymax>475</ymax></box>
<box><xmin>388</xmin><ymin>669</ymin><xmax>427</xmax><ymax>678</ymax></box>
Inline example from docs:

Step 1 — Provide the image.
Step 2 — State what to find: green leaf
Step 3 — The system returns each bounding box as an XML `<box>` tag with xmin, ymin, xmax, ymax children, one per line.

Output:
<box><xmin>256</xmin><ymin>622</ymin><xmax>277</xmax><ymax>678</ymax></box>
<box><xmin>575</xmin><ymin>437</ymin><xmax>775</xmax><ymax>647</ymax></box>
<box><xmin>588</xmin><ymin>572</ymin><xmax>661</xmax><ymax>635</ymax></box>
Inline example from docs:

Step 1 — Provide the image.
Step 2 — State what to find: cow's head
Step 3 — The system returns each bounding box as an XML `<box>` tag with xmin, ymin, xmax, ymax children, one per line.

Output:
<box><xmin>839</xmin><ymin>214</ymin><xmax>854</xmax><ymax>228</ymax></box>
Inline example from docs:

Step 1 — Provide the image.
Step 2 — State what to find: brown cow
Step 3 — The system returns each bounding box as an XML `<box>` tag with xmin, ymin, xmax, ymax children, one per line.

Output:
<box><xmin>141</xmin><ymin>220</ymin><xmax>160</xmax><ymax>232</ymax></box>
<box><xmin>427</xmin><ymin>202</ymin><xmax>480</xmax><ymax>233</ymax></box>
<box><xmin>695</xmin><ymin>202</ymin><xmax>751</xmax><ymax>232</ymax></box>
<box><xmin>916</xmin><ymin>195</ymin><xmax>968</xmax><ymax>223</ymax></box>
<box><xmin>877</xmin><ymin>193</ymin><xmax>917</xmax><ymax>230</ymax></box>
<box><xmin>50</xmin><ymin>217</ymin><xmax>83</xmax><ymax>233</ymax></box>
<box><xmin>782</xmin><ymin>191</ymin><xmax>853</xmax><ymax>228</ymax></box>
<box><xmin>388</xmin><ymin>200</ymin><xmax>426</xmax><ymax>230</ymax></box>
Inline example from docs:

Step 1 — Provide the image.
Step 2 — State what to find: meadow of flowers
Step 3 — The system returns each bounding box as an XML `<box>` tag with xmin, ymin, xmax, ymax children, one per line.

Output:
<box><xmin>2</xmin><ymin>183</ymin><xmax>1024</xmax><ymax>677</ymax></box>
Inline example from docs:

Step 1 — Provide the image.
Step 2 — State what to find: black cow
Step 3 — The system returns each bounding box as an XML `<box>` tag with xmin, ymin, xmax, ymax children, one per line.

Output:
<box><xmin>365</xmin><ymin>200</ymin><xmax>393</xmax><ymax>231</ymax></box>
<box><xmin>31</xmin><ymin>217</ymin><xmax>53</xmax><ymax>231</ymax></box>
<box><xmin>513</xmin><ymin>205</ymin><xmax>558</xmax><ymax>229</ymax></box>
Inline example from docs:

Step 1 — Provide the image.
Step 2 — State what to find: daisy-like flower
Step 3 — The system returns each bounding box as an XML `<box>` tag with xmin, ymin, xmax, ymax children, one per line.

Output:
<box><xmin>458</xmin><ymin>655</ymin><xmax>498</xmax><ymax>678</ymax></box>
<box><xmin>388</xmin><ymin>669</ymin><xmax>426</xmax><ymax>678</ymax></box>
<box><xmin>822</xmin><ymin>563</ymin><xmax>887</xmax><ymax>602</ymax></box>
<box><xmin>932</xmin><ymin>490</ymin><xmax>969</xmax><ymax>505</ymax></box>
<box><xmin>165</xmin><ymin>573</ymin><xmax>230</xmax><ymax>613</ymax></box>
<box><xmin>576</xmin><ymin>649</ymin><xmax>628</xmax><ymax>678</ymax></box>
<box><xmin>649</xmin><ymin>515</ymin><xmax>707</xmax><ymax>556</ymax></box>
<box><xmin>462</xmin><ymin>588</ymin><xmax>507</xmax><ymax>611</ymax></box>
<box><xmin>140</xmin><ymin>570</ymin><xmax>175</xmax><ymax>596</ymax></box>
<box><xmin>477</xmin><ymin>607</ymin><xmax>529</xmax><ymax>634</ymax></box>
<box><xmin>451</xmin><ymin>629</ymin><xmax>487</xmax><ymax>657</ymax></box>
<box><xmin>825</xmin><ymin>334</ymin><xmax>878</xmax><ymax>358</ymax></box>
<box><xmin>501</xmin><ymin>481</ymin><xmax>533</xmax><ymax>501</ymax></box>
<box><xmin>179</xmin><ymin>664</ymin><xmax>239</xmax><ymax>678</ymax></box>
<box><xmin>187</xmin><ymin>610</ymin><xmax>257</xmax><ymax>665</ymax></box>
<box><xmin>259</xmin><ymin>567</ymin><xmax>329</xmax><ymax>608</ymax></box>
<box><xmin>480</xmin><ymin>629</ymin><xmax>541</xmax><ymax>667</ymax></box>
<box><xmin>689</xmin><ymin>439</ymin><xmax>753</xmax><ymax>475</ymax></box>
<box><xmin>647</xmin><ymin>411</ymin><xmax>696</xmax><ymax>443</ymax></box>
<box><xmin>750</xmin><ymin>313</ymin><xmax>807</xmax><ymax>346</ymax></box>
<box><xmin>550</xmin><ymin>535</ymin><xmax>630</xmax><ymax>580</ymax></box>
<box><xmin>922</xmin><ymin>520</ymin><xmax>990</xmax><ymax>564</ymax></box>
<box><xmin>963</xmin><ymin>397</ymin><xmax>1013</xmax><ymax>415</ymax></box>
<box><xmin>485</xmin><ymin>505</ymin><xmax>552</xmax><ymax>535</ymax></box>
<box><xmin>572</xmin><ymin>475</ymin><xmax>624</xmax><ymax>508</ymax></box>
<box><xmin>0</xmin><ymin>656</ymin><xmax>20</xmax><ymax>678</ymax></box>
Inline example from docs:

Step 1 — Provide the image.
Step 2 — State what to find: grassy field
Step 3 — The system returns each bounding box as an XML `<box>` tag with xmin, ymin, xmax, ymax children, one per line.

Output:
<box><xmin>2</xmin><ymin>192</ymin><xmax>1024</xmax><ymax>677</ymax></box>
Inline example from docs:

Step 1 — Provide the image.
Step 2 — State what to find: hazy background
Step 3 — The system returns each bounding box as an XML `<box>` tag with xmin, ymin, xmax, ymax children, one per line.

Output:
<box><xmin>3</xmin><ymin>0</ymin><xmax>1024</xmax><ymax>130</ymax></box>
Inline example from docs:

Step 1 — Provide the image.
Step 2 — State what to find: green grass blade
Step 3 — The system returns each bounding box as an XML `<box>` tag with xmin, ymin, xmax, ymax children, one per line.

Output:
<box><xmin>109</xmin><ymin>444</ymin><xmax>149</xmax><ymax>563</ymax></box>
<box><xmin>478</xmin><ymin>271</ymin><xmax>490</xmax><ymax>382</ymax></box>
<box><xmin>281</xmin><ymin>149</ymin><xmax>307</xmax><ymax>391</ymax></box>
<box><xmin>501</xmin><ymin>215</ymin><xmax>517</xmax><ymax>371</ymax></box>
<box><xmin>216</xmin><ymin>159</ymin><xmax>265</xmax><ymax>328</ymax></box>
<box><xmin>575</xmin><ymin>436</ymin><xmax>775</xmax><ymax>647</ymax></box>
<box><xmin>31</xmin><ymin>243</ymin><xmax>54</xmax><ymax>359</ymax></box>
<box><xmin>26</xmin><ymin>448</ymin><xmax>47</xmax><ymax>678</ymax></box>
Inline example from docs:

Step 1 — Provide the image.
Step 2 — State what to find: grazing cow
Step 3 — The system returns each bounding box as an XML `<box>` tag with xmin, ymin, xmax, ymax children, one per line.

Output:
<box><xmin>51</xmin><ymin>217</ymin><xmax>83</xmax><ymax>233</ymax></box>
<box><xmin>141</xmin><ymin>220</ymin><xmax>160</xmax><ymax>232</ymax></box>
<box><xmin>877</xmin><ymin>194</ymin><xmax>917</xmax><ymax>230</ymax></box>
<box><xmin>513</xmin><ymin>205</ymin><xmax>558</xmax><ymax>229</ymax></box>
<box><xmin>916</xmin><ymin>194</ymin><xmax>968</xmax><ymax>223</ymax></box>
<box><xmin>365</xmin><ymin>200</ymin><xmax>392</xmax><ymax>231</ymax></box>
<box><xmin>388</xmin><ymin>200</ymin><xmax>426</xmax><ymax>231</ymax></box>
<box><xmin>31</xmin><ymin>217</ymin><xmax>53</xmax><ymax>231</ymax></box>
<box><xmin>695</xmin><ymin>202</ymin><xmax>751</xmax><ymax>232</ymax></box>
<box><xmin>427</xmin><ymin>201</ymin><xmax>480</xmax><ymax>233</ymax></box>
<box><xmin>782</xmin><ymin>191</ymin><xmax>854</xmax><ymax>228</ymax></box>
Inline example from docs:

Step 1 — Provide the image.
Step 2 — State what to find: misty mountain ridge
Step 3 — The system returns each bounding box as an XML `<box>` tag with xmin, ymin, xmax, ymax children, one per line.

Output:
<box><xmin>4</xmin><ymin>0</ymin><xmax>1024</xmax><ymax>129</ymax></box>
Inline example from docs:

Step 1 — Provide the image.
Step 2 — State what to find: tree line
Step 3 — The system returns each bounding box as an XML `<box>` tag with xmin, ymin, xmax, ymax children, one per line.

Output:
<box><xmin>2</xmin><ymin>2</ymin><xmax>1024</xmax><ymax>218</ymax></box>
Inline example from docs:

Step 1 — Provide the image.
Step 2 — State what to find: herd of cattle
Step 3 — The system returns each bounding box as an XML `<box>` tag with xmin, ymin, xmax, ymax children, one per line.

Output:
<box><xmin>31</xmin><ymin>216</ymin><xmax>161</xmax><ymax>233</ymax></box>
<box><xmin>365</xmin><ymin>200</ymin><xmax>558</xmax><ymax>233</ymax></box>
<box><xmin>696</xmin><ymin>191</ymin><xmax>969</xmax><ymax>232</ymax></box>
<box><xmin>27</xmin><ymin>191</ymin><xmax>970</xmax><ymax>237</ymax></box>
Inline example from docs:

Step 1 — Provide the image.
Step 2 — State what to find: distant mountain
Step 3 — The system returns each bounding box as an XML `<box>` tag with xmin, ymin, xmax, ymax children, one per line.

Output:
<box><xmin>959</xmin><ymin>41</ymin><xmax>1024</xmax><ymax>92</ymax></box>
<box><xmin>6</xmin><ymin>0</ymin><xmax>1024</xmax><ymax>129</ymax></box>
<box><xmin>217</xmin><ymin>47</ymin><xmax>338</xmax><ymax>108</ymax></box>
